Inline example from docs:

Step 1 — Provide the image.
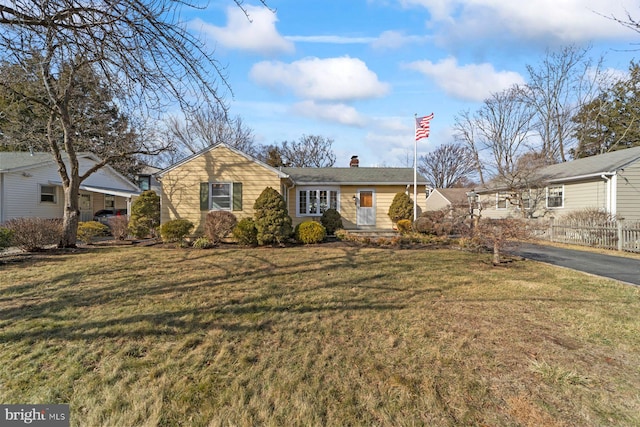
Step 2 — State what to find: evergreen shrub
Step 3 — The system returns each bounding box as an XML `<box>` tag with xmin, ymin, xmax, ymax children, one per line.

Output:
<box><xmin>388</xmin><ymin>192</ymin><xmax>413</xmax><ymax>223</ymax></box>
<box><xmin>253</xmin><ymin>187</ymin><xmax>292</xmax><ymax>245</ymax></box>
<box><xmin>77</xmin><ymin>221</ymin><xmax>109</xmax><ymax>244</ymax></box>
<box><xmin>295</xmin><ymin>221</ymin><xmax>326</xmax><ymax>244</ymax></box>
<box><xmin>233</xmin><ymin>218</ymin><xmax>258</xmax><ymax>246</ymax></box>
<box><xmin>0</xmin><ymin>227</ymin><xmax>14</xmax><ymax>249</ymax></box>
<box><xmin>320</xmin><ymin>208</ymin><xmax>343</xmax><ymax>235</ymax></box>
<box><xmin>159</xmin><ymin>219</ymin><xmax>194</xmax><ymax>243</ymax></box>
<box><xmin>129</xmin><ymin>190</ymin><xmax>160</xmax><ymax>238</ymax></box>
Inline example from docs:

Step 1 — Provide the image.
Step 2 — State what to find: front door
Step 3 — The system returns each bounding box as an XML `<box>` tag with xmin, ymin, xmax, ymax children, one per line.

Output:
<box><xmin>356</xmin><ymin>189</ymin><xmax>375</xmax><ymax>227</ymax></box>
<box><xmin>79</xmin><ymin>193</ymin><xmax>92</xmax><ymax>222</ymax></box>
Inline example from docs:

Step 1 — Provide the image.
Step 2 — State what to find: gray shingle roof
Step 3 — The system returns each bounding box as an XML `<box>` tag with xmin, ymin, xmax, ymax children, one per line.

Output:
<box><xmin>0</xmin><ymin>152</ymin><xmax>101</xmax><ymax>172</ymax></box>
<box><xmin>540</xmin><ymin>146</ymin><xmax>640</xmax><ymax>181</ymax></box>
<box><xmin>0</xmin><ymin>152</ymin><xmax>58</xmax><ymax>171</ymax></box>
<box><xmin>282</xmin><ymin>167</ymin><xmax>428</xmax><ymax>185</ymax></box>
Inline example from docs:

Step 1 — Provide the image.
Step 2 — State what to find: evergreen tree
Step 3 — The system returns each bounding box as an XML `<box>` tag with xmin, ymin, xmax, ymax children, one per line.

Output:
<box><xmin>572</xmin><ymin>62</ymin><xmax>640</xmax><ymax>158</ymax></box>
<box><xmin>253</xmin><ymin>187</ymin><xmax>292</xmax><ymax>245</ymax></box>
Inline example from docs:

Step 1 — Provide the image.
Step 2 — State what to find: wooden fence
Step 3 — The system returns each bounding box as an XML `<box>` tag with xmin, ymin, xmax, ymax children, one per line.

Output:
<box><xmin>543</xmin><ymin>219</ymin><xmax>640</xmax><ymax>253</ymax></box>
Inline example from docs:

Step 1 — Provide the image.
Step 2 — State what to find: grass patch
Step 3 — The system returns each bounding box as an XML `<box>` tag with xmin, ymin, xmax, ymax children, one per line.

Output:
<box><xmin>1</xmin><ymin>245</ymin><xmax>639</xmax><ymax>426</ymax></box>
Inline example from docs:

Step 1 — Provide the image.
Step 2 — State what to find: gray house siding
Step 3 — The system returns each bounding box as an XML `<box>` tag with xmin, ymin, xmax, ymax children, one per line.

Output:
<box><xmin>617</xmin><ymin>161</ymin><xmax>640</xmax><ymax>221</ymax></box>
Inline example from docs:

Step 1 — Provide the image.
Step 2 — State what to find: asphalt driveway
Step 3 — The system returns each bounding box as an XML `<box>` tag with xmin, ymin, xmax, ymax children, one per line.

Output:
<box><xmin>510</xmin><ymin>242</ymin><xmax>640</xmax><ymax>286</ymax></box>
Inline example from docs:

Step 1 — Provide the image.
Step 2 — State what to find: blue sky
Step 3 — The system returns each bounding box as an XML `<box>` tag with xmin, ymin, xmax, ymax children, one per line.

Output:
<box><xmin>186</xmin><ymin>0</ymin><xmax>640</xmax><ymax>167</ymax></box>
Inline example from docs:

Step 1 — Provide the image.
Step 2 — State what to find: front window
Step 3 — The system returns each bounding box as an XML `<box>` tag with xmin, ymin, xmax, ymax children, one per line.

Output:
<box><xmin>298</xmin><ymin>187</ymin><xmax>339</xmax><ymax>216</ymax></box>
<box><xmin>40</xmin><ymin>185</ymin><xmax>57</xmax><ymax>203</ymax></box>
<box><xmin>210</xmin><ymin>183</ymin><xmax>232</xmax><ymax>210</ymax></box>
<box><xmin>496</xmin><ymin>192</ymin><xmax>507</xmax><ymax>209</ymax></box>
<box><xmin>547</xmin><ymin>185</ymin><xmax>563</xmax><ymax>208</ymax></box>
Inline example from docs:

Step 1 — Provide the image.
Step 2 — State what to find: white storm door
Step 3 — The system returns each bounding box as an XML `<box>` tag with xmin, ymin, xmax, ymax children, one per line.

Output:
<box><xmin>356</xmin><ymin>189</ymin><xmax>375</xmax><ymax>226</ymax></box>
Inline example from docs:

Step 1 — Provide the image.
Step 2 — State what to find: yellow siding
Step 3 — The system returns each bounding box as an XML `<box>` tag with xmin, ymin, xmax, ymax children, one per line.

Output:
<box><xmin>160</xmin><ymin>147</ymin><xmax>283</xmax><ymax>233</ymax></box>
<box><xmin>617</xmin><ymin>163</ymin><xmax>640</xmax><ymax>221</ymax></box>
<box><xmin>287</xmin><ymin>185</ymin><xmax>423</xmax><ymax>229</ymax></box>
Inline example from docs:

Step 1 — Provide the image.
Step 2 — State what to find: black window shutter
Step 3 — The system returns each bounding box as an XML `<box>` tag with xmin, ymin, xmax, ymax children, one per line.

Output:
<box><xmin>233</xmin><ymin>182</ymin><xmax>242</xmax><ymax>211</ymax></box>
<box><xmin>200</xmin><ymin>183</ymin><xmax>209</xmax><ymax>211</ymax></box>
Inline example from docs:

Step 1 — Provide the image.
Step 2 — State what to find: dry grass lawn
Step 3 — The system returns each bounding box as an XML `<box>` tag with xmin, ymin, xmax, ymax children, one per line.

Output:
<box><xmin>1</xmin><ymin>243</ymin><xmax>639</xmax><ymax>426</ymax></box>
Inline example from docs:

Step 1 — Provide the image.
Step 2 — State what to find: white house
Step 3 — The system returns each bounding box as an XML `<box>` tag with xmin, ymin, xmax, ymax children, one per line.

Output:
<box><xmin>0</xmin><ymin>152</ymin><xmax>141</xmax><ymax>223</ymax></box>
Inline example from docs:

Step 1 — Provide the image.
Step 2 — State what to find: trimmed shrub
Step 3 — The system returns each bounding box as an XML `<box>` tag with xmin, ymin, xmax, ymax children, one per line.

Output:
<box><xmin>253</xmin><ymin>187</ymin><xmax>293</xmax><ymax>245</ymax></box>
<box><xmin>192</xmin><ymin>236</ymin><xmax>214</xmax><ymax>249</ymax></box>
<box><xmin>77</xmin><ymin>221</ymin><xmax>109</xmax><ymax>244</ymax></box>
<box><xmin>3</xmin><ymin>217</ymin><xmax>62</xmax><ymax>251</ymax></box>
<box><xmin>159</xmin><ymin>219</ymin><xmax>194</xmax><ymax>243</ymax></box>
<box><xmin>129</xmin><ymin>190</ymin><xmax>160</xmax><ymax>239</ymax></box>
<box><xmin>413</xmin><ymin>210</ymin><xmax>454</xmax><ymax>236</ymax></box>
<box><xmin>396</xmin><ymin>219</ymin><xmax>413</xmax><ymax>234</ymax></box>
<box><xmin>0</xmin><ymin>227</ymin><xmax>14</xmax><ymax>249</ymax></box>
<box><xmin>562</xmin><ymin>207</ymin><xmax>615</xmax><ymax>223</ymax></box>
<box><xmin>233</xmin><ymin>218</ymin><xmax>258</xmax><ymax>246</ymax></box>
<box><xmin>108</xmin><ymin>216</ymin><xmax>129</xmax><ymax>240</ymax></box>
<box><xmin>388</xmin><ymin>192</ymin><xmax>413</xmax><ymax>223</ymax></box>
<box><xmin>320</xmin><ymin>208</ymin><xmax>343</xmax><ymax>235</ymax></box>
<box><xmin>205</xmin><ymin>211</ymin><xmax>237</xmax><ymax>245</ymax></box>
<box><xmin>295</xmin><ymin>221</ymin><xmax>326</xmax><ymax>244</ymax></box>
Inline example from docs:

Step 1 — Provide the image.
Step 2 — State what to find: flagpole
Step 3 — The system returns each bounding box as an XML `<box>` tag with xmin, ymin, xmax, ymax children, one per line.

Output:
<box><xmin>413</xmin><ymin>114</ymin><xmax>417</xmax><ymax>221</ymax></box>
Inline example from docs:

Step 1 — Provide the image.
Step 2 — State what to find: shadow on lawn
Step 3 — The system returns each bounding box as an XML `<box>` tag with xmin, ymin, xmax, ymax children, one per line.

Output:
<box><xmin>0</xmin><ymin>246</ymin><xmax>429</xmax><ymax>343</ymax></box>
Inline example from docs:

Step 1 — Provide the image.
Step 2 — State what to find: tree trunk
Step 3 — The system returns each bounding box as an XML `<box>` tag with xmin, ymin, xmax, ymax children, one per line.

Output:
<box><xmin>493</xmin><ymin>242</ymin><xmax>500</xmax><ymax>265</ymax></box>
<box><xmin>59</xmin><ymin>180</ymin><xmax>80</xmax><ymax>248</ymax></box>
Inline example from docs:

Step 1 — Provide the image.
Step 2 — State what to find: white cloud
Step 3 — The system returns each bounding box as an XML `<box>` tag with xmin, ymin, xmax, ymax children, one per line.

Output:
<box><xmin>192</xmin><ymin>5</ymin><xmax>294</xmax><ymax>56</ymax></box>
<box><xmin>401</xmin><ymin>0</ymin><xmax>638</xmax><ymax>43</ymax></box>
<box><xmin>371</xmin><ymin>31</ymin><xmax>428</xmax><ymax>50</ymax></box>
<box><xmin>250</xmin><ymin>56</ymin><xmax>390</xmax><ymax>102</ymax></box>
<box><xmin>292</xmin><ymin>101</ymin><xmax>367</xmax><ymax>127</ymax></box>
<box><xmin>286</xmin><ymin>35</ymin><xmax>375</xmax><ymax>44</ymax></box>
<box><xmin>405</xmin><ymin>57</ymin><xmax>525</xmax><ymax>101</ymax></box>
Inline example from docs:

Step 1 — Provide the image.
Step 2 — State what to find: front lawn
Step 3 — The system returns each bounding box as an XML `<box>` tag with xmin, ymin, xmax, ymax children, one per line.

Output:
<box><xmin>1</xmin><ymin>245</ymin><xmax>639</xmax><ymax>426</ymax></box>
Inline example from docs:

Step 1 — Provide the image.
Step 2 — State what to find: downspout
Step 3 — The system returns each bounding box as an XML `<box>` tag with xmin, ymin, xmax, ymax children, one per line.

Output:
<box><xmin>601</xmin><ymin>174</ymin><xmax>616</xmax><ymax>217</ymax></box>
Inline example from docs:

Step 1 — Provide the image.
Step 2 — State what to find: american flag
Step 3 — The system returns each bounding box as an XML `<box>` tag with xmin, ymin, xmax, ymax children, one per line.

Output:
<box><xmin>415</xmin><ymin>113</ymin><xmax>434</xmax><ymax>141</ymax></box>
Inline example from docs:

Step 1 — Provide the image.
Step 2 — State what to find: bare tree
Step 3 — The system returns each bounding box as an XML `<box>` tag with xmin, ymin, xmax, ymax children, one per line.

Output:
<box><xmin>521</xmin><ymin>45</ymin><xmax>606</xmax><ymax>162</ymax></box>
<box><xmin>453</xmin><ymin>110</ymin><xmax>486</xmax><ymax>184</ymax></box>
<box><xmin>280</xmin><ymin>135</ymin><xmax>337</xmax><ymax>167</ymax></box>
<box><xmin>455</xmin><ymin>87</ymin><xmax>534</xmax><ymax>183</ymax></box>
<box><xmin>165</xmin><ymin>104</ymin><xmax>257</xmax><ymax>161</ymax></box>
<box><xmin>417</xmin><ymin>143</ymin><xmax>476</xmax><ymax>188</ymax></box>
<box><xmin>0</xmin><ymin>0</ymin><xmax>268</xmax><ymax>247</ymax></box>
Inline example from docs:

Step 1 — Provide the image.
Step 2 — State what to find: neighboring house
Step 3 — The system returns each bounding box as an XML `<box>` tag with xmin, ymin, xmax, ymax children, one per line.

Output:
<box><xmin>425</xmin><ymin>188</ymin><xmax>470</xmax><ymax>211</ymax></box>
<box><xmin>477</xmin><ymin>146</ymin><xmax>640</xmax><ymax>221</ymax></box>
<box><xmin>136</xmin><ymin>165</ymin><xmax>162</xmax><ymax>194</ymax></box>
<box><xmin>157</xmin><ymin>143</ymin><xmax>429</xmax><ymax>232</ymax></box>
<box><xmin>0</xmin><ymin>152</ymin><xmax>141</xmax><ymax>223</ymax></box>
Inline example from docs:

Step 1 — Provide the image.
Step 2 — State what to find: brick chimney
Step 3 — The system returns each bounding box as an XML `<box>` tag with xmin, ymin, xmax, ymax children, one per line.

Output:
<box><xmin>350</xmin><ymin>155</ymin><xmax>359</xmax><ymax>167</ymax></box>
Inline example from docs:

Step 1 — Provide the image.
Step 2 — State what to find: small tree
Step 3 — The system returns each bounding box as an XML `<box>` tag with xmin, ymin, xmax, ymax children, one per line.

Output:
<box><xmin>388</xmin><ymin>193</ymin><xmax>413</xmax><ymax>224</ymax></box>
<box><xmin>474</xmin><ymin>218</ymin><xmax>531</xmax><ymax>265</ymax></box>
<box><xmin>253</xmin><ymin>187</ymin><xmax>293</xmax><ymax>246</ymax></box>
<box><xmin>129</xmin><ymin>190</ymin><xmax>160</xmax><ymax>239</ymax></box>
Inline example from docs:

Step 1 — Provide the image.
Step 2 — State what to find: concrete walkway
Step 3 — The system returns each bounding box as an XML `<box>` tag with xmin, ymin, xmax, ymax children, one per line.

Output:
<box><xmin>511</xmin><ymin>242</ymin><xmax>640</xmax><ymax>286</ymax></box>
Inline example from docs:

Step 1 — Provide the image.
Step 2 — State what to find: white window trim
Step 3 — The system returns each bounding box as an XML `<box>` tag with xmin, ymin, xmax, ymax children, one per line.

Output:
<box><xmin>209</xmin><ymin>182</ymin><xmax>233</xmax><ymax>211</ymax></box>
<box><xmin>296</xmin><ymin>186</ymin><xmax>340</xmax><ymax>217</ymax></box>
<box><xmin>39</xmin><ymin>184</ymin><xmax>57</xmax><ymax>204</ymax></box>
<box><xmin>546</xmin><ymin>185</ymin><xmax>564</xmax><ymax>209</ymax></box>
